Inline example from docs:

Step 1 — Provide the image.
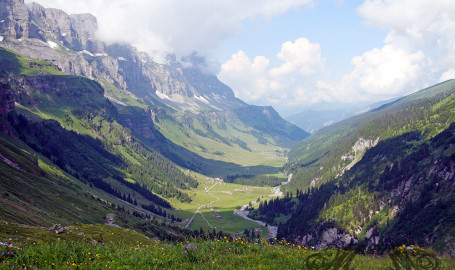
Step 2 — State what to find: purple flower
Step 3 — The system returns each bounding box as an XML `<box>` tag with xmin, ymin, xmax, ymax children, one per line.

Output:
<box><xmin>183</xmin><ymin>243</ymin><xmax>198</xmax><ymax>253</ymax></box>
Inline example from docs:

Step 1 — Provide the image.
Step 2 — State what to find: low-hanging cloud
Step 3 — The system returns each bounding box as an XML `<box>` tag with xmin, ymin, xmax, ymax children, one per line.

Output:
<box><xmin>25</xmin><ymin>0</ymin><xmax>316</xmax><ymax>64</ymax></box>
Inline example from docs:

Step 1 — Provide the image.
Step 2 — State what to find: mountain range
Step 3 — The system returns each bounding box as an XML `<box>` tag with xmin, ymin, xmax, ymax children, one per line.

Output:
<box><xmin>0</xmin><ymin>0</ymin><xmax>308</xmax><ymax>173</ymax></box>
<box><xmin>0</xmin><ymin>0</ymin><xmax>454</xmax><ymax>255</ymax></box>
<box><xmin>0</xmin><ymin>0</ymin><xmax>307</xmax><ymax>235</ymax></box>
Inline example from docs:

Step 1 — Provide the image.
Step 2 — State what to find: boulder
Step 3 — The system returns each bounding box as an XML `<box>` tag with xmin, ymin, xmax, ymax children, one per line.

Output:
<box><xmin>49</xmin><ymin>224</ymin><xmax>64</xmax><ymax>234</ymax></box>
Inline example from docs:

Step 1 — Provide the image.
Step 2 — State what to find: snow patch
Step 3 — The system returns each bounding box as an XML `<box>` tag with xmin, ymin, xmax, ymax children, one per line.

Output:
<box><xmin>61</xmin><ymin>33</ymin><xmax>67</xmax><ymax>37</ymax></box>
<box><xmin>117</xmin><ymin>57</ymin><xmax>127</xmax><ymax>61</ymax></box>
<box><xmin>156</xmin><ymin>91</ymin><xmax>171</xmax><ymax>100</ymax></box>
<box><xmin>0</xmin><ymin>36</ymin><xmax>3</xmax><ymax>42</ymax></box>
<box><xmin>95</xmin><ymin>53</ymin><xmax>108</xmax><ymax>57</ymax></box>
<box><xmin>80</xmin><ymin>50</ymin><xmax>94</xmax><ymax>57</ymax></box>
<box><xmin>0</xmin><ymin>20</ymin><xmax>4</xmax><ymax>23</ymax></box>
<box><xmin>47</xmin><ymin>40</ymin><xmax>58</xmax><ymax>49</ymax></box>
<box><xmin>211</xmin><ymin>93</ymin><xmax>223</xmax><ymax>102</ymax></box>
<box><xmin>193</xmin><ymin>95</ymin><xmax>209</xmax><ymax>104</ymax></box>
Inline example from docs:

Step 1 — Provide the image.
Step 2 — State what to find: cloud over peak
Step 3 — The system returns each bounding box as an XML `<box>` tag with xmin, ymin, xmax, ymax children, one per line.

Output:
<box><xmin>26</xmin><ymin>0</ymin><xmax>316</xmax><ymax>63</ymax></box>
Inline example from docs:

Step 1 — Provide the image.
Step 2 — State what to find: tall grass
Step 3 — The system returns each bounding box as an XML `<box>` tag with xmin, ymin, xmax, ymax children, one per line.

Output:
<box><xmin>1</xmin><ymin>238</ymin><xmax>453</xmax><ymax>269</ymax></box>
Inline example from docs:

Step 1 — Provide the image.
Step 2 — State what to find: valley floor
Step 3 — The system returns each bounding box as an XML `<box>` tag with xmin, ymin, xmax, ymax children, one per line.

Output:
<box><xmin>173</xmin><ymin>173</ymin><xmax>279</xmax><ymax>236</ymax></box>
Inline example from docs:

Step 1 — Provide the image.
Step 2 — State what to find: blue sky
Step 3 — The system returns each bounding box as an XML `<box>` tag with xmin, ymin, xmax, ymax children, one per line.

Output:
<box><xmin>26</xmin><ymin>0</ymin><xmax>455</xmax><ymax>116</ymax></box>
<box><xmin>218</xmin><ymin>0</ymin><xmax>385</xmax><ymax>73</ymax></box>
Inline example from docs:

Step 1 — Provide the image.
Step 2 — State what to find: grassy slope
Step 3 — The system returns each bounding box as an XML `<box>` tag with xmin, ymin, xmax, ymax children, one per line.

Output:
<box><xmin>0</xmin><ymin>133</ymin><xmax>126</xmax><ymax>227</ymax></box>
<box><xmin>251</xmin><ymin>82</ymin><xmax>455</xmax><ymax>253</ymax></box>
<box><xmin>0</xmin><ymin>128</ymin><xmax>190</xmax><ymax>241</ymax></box>
<box><xmin>286</xmin><ymin>79</ymin><xmax>455</xmax><ymax>191</ymax></box>
<box><xmin>0</xmin><ymin>223</ymin><xmax>454</xmax><ymax>269</ymax></box>
<box><xmin>0</xmin><ymin>47</ymin><xmax>65</xmax><ymax>77</ymax></box>
<box><xmin>0</xmin><ymin>48</ymin><xmax>192</xmax><ymax>219</ymax></box>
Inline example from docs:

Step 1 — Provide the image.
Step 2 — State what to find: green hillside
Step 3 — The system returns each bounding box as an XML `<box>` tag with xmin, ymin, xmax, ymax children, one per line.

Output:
<box><xmin>0</xmin><ymin>47</ymin><xmax>64</xmax><ymax>76</ymax></box>
<box><xmin>0</xmin><ymin>48</ymin><xmax>200</xmax><ymax>222</ymax></box>
<box><xmin>286</xmin><ymin>79</ymin><xmax>455</xmax><ymax>191</ymax></box>
<box><xmin>0</xmin><ymin>47</ymin><xmax>294</xmax><ymax>237</ymax></box>
<box><xmin>250</xmin><ymin>81</ymin><xmax>455</xmax><ymax>253</ymax></box>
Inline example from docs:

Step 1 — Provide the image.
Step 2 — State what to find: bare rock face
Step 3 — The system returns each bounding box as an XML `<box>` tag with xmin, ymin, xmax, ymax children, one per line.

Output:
<box><xmin>28</xmin><ymin>2</ymin><xmax>103</xmax><ymax>53</ymax></box>
<box><xmin>0</xmin><ymin>0</ymin><xmax>32</xmax><ymax>39</ymax></box>
<box><xmin>0</xmin><ymin>83</ymin><xmax>14</xmax><ymax>118</ymax></box>
<box><xmin>118</xmin><ymin>107</ymin><xmax>157</xmax><ymax>139</ymax></box>
<box><xmin>0</xmin><ymin>82</ymin><xmax>15</xmax><ymax>134</ymax></box>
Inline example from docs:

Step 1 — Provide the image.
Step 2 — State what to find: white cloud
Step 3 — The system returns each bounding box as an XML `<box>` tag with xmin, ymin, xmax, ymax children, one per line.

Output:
<box><xmin>219</xmin><ymin>38</ymin><xmax>325</xmax><ymax>105</ymax></box>
<box><xmin>318</xmin><ymin>45</ymin><xmax>426</xmax><ymax>102</ymax></box>
<box><xmin>270</xmin><ymin>38</ymin><xmax>324</xmax><ymax>76</ymax></box>
<box><xmin>221</xmin><ymin>1</ymin><xmax>455</xmax><ymax>108</ymax></box>
<box><xmin>439</xmin><ymin>69</ymin><xmax>455</xmax><ymax>82</ymax></box>
<box><xmin>26</xmin><ymin>0</ymin><xmax>316</xmax><ymax>63</ymax></box>
<box><xmin>357</xmin><ymin>0</ymin><xmax>455</xmax><ymax>85</ymax></box>
<box><xmin>218</xmin><ymin>51</ymin><xmax>270</xmax><ymax>101</ymax></box>
<box><xmin>315</xmin><ymin>0</ymin><xmax>455</xmax><ymax>104</ymax></box>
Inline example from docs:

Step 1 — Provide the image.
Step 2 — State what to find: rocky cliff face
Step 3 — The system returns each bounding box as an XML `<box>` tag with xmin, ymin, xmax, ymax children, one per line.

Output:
<box><xmin>29</xmin><ymin>2</ymin><xmax>103</xmax><ymax>53</ymax></box>
<box><xmin>0</xmin><ymin>82</ymin><xmax>14</xmax><ymax>116</ymax></box>
<box><xmin>0</xmin><ymin>0</ymin><xmax>245</xmax><ymax>112</ymax></box>
<box><xmin>0</xmin><ymin>0</ymin><xmax>32</xmax><ymax>39</ymax></box>
<box><xmin>0</xmin><ymin>82</ymin><xmax>15</xmax><ymax>134</ymax></box>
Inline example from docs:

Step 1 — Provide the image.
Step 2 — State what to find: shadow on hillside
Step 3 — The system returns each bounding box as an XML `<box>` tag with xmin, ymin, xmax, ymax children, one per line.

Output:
<box><xmin>142</xmin><ymin>129</ymin><xmax>282</xmax><ymax>177</ymax></box>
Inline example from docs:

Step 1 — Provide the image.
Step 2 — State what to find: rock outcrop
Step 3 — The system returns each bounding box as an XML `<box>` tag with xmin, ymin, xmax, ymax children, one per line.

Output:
<box><xmin>49</xmin><ymin>223</ymin><xmax>64</xmax><ymax>234</ymax></box>
<box><xmin>298</xmin><ymin>224</ymin><xmax>358</xmax><ymax>250</ymax></box>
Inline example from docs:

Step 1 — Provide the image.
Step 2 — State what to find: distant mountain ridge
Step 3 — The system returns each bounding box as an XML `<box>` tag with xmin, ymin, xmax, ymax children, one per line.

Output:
<box><xmin>285</xmin><ymin>98</ymin><xmax>403</xmax><ymax>134</ymax></box>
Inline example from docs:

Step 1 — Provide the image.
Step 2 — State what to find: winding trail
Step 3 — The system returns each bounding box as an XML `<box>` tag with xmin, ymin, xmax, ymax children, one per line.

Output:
<box><xmin>184</xmin><ymin>182</ymin><xmax>220</xmax><ymax>229</ymax></box>
<box><xmin>233</xmin><ymin>174</ymin><xmax>293</xmax><ymax>239</ymax></box>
